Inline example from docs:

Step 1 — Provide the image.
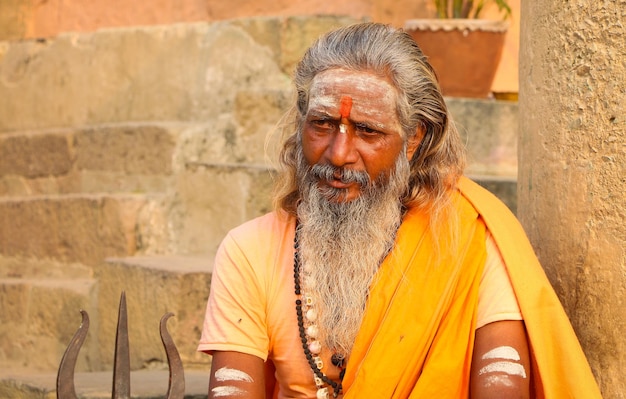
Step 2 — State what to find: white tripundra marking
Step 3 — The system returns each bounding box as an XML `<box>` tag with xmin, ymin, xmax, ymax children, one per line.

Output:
<box><xmin>483</xmin><ymin>374</ymin><xmax>515</xmax><ymax>388</ymax></box>
<box><xmin>211</xmin><ymin>385</ymin><xmax>246</xmax><ymax>397</ymax></box>
<box><xmin>307</xmin><ymin>68</ymin><xmax>401</xmax><ymax>134</ymax></box>
<box><xmin>482</xmin><ymin>346</ymin><xmax>521</xmax><ymax>361</ymax></box>
<box><xmin>479</xmin><ymin>361</ymin><xmax>527</xmax><ymax>378</ymax></box>
<box><xmin>214</xmin><ymin>367</ymin><xmax>254</xmax><ymax>383</ymax></box>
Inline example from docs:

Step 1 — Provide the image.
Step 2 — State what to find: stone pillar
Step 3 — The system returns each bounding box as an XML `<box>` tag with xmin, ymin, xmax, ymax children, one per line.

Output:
<box><xmin>518</xmin><ymin>1</ymin><xmax>625</xmax><ymax>398</ymax></box>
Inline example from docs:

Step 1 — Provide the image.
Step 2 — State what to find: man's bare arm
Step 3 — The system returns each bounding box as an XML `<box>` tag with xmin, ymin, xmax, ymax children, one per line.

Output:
<box><xmin>471</xmin><ymin>320</ymin><xmax>531</xmax><ymax>399</ymax></box>
<box><xmin>208</xmin><ymin>351</ymin><xmax>266</xmax><ymax>399</ymax></box>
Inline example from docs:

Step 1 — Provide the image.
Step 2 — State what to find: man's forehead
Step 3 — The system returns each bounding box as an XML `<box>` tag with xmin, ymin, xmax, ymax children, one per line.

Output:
<box><xmin>307</xmin><ymin>69</ymin><xmax>398</xmax><ymax>113</ymax></box>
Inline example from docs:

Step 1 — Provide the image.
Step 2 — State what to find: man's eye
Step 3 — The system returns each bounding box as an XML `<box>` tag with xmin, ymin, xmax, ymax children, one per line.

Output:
<box><xmin>354</xmin><ymin>123</ymin><xmax>380</xmax><ymax>136</ymax></box>
<box><xmin>311</xmin><ymin>119</ymin><xmax>336</xmax><ymax>130</ymax></box>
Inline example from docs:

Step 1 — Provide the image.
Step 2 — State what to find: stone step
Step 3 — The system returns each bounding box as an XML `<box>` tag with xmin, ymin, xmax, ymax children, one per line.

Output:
<box><xmin>0</xmin><ymin>369</ymin><xmax>209</xmax><ymax>399</ymax></box>
<box><xmin>0</xmin><ymin>194</ymin><xmax>167</xmax><ymax>265</ymax></box>
<box><xmin>0</xmin><ymin>124</ymin><xmax>183</xmax><ymax>197</ymax></box>
<box><xmin>95</xmin><ymin>256</ymin><xmax>213</xmax><ymax>371</ymax></box>
<box><xmin>0</xmin><ymin>276</ymin><xmax>98</xmax><ymax>372</ymax></box>
<box><xmin>0</xmin><ymin>255</ymin><xmax>213</xmax><ymax>374</ymax></box>
<box><xmin>447</xmin><ymin>97</ymin><xmax>518</xmax><ymax>178</ymax></box>
<box><xmin>0</xmin><ymin>17</ymin><xmax>360</xmax><ymax>132</ymax></box>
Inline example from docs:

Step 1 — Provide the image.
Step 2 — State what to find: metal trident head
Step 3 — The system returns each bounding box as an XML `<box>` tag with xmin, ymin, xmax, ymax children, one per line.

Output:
<box><xmin>56</xmin><ymin>292</ymin><xmax>185</xmax><ymax>399</ymax></box>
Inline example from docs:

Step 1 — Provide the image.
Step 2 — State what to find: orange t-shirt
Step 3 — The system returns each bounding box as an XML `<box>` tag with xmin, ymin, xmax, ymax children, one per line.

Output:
<box><xmin>198</xmin><ymin>211</ymin><xmax>520</xmax><ymax>397</ymax></box>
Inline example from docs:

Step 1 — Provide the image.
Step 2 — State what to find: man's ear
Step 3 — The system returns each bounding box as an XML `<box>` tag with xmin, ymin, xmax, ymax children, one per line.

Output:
<box><xmin>406</xmin><ymin>124</ymin><xmax>425</xmax><ymax>161</ymax></box>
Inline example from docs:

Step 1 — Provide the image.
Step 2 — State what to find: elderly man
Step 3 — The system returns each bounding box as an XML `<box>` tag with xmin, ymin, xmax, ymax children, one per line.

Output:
<box><xmin>198</xmin><ymin>23</ymin><xmax>601</xmax><ymax>399</ymax></box>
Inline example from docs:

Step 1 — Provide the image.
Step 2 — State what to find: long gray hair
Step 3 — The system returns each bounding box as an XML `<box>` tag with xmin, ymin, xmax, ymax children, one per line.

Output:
<box><xmin>274</xmin><ymin>22</ymin><xmax>465</xmax><ymax>220</ymax></box>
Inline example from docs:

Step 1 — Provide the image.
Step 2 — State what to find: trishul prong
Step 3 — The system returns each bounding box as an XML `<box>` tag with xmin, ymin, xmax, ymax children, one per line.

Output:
<box><xmin>56</xmin><ymin>292</ymin><xmax>186</xmax><ymax>399</ymax></box>
<box><xmin>112</xmin><ymin>291</ymin><xmax>130</xmax><ymax>399</ymax></box>
<box><xmin>160</xmin><ymin>312</ymin><xmax>185</xmax><ymax>399</ymax></box>
<box><xmin>56</xmin><ymin>309</ymin><xmax>89</xmax><ymax>399</ymax></box>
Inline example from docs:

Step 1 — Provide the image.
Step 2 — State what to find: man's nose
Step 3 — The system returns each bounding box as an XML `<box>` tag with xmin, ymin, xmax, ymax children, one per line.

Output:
<box><xmin>325</xmin><ymin>129</ymin><xmax>358</xmax><ymax>167</ymax></box>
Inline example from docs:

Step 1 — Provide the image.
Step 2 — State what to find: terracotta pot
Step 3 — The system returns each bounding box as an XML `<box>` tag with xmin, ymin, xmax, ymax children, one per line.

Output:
<box><xmin>404</xmin><ymin>19</ymin><xmax>508</xmax><ymax>98</ymax></box>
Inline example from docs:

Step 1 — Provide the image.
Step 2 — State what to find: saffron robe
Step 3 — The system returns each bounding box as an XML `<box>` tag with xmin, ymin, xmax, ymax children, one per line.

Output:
<box><xmin>342</xmin><ymin>177</ymin><xmax>602</xmax><ymax>398</ymax></box>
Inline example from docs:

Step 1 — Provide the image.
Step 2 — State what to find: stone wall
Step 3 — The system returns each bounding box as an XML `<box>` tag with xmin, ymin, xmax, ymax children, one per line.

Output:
<box><xmin>0</xmin><ymin>0</ymin><xmax>521</xmax><ymax>93</ymax></box>
<box><xmin>519</xmin><ymin>1</ymin><xmax>626</xmax><ymax>397</ymax></box>
<box><xmin>0</xmin><ymin>15</ymin><xmax>519</xmax><ymax>377</ymax></box>
<box><xmin>0</xmin><ymin>15</ymin><xmax>361</xmax><ymax>373</ymax></box>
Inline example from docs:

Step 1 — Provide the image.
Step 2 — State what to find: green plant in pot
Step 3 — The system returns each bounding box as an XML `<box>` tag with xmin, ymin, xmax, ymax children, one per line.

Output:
<box><xmin>405</xmin><ymin>0</ymin><xmax>513</xmax><ymax>98</ymax></box>
<box><xmin>434</xmin><ymin>0</ymin><xmax>511</xmax><ymax>19</ymax></box>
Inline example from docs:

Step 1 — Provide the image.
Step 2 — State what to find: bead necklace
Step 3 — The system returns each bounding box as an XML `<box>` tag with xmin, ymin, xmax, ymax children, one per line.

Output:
<box><xmin>294</xmin><ymin>229</ymin><xmax>345</xmax><ymax>399</ymax></box>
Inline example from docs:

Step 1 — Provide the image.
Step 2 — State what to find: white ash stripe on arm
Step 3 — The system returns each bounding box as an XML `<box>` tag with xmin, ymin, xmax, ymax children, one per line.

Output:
<box><xmin>481</xmin><ymin>345</ymin><xmax>521</xmax><ymax>361</ymax></box>
<box><xmin>211</xmin><ymin>385</ymin><xmax>247</xmax><ymax>397</ymax></box>
<box><xmin>214</xmin><ymin>367</ymin><xmax>254</xmax><ymax>383</ymax></box>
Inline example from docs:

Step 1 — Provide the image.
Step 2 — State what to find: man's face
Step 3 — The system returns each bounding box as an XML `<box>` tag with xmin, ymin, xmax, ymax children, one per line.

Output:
<box><xmin>301</xmin><ymin>68</ymin><xmax>417</xmax><ymax>202</ymax></box>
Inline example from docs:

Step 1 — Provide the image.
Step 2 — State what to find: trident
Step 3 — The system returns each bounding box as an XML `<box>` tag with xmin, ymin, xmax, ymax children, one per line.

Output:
<box><xmin>56</xmin><ymin>292</ymin><xmax>185</xmax><ymax>399</ymax></box>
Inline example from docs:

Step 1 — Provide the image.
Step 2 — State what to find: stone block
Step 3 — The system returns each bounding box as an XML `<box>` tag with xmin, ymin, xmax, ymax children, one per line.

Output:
<box><xmin>231</xmin><ymin>15</ymin><xmax>362</xmax><ymax>76</ymax></box>
<box><xmin>0</xmin><ymin>21</ymin><xmax>290</xmax><ymax>131</ymax></box>
<box><xmin>0</xmin><ymin>195</ymin><xmax>153</xmax><ymax>265</ymax></box>
<box><xmin>95</xmin><ymin>256</ymin><xmax>213</xmax><ymax>370</ymax></box>
<box><xmin>71</xmin><ymin>171</ymin><xmax>173</xmax><ymax>195</ymax></box>
<box><xmin>173</xmin><ymin>100</ymin><xmax>284</xmax><ymax>169</ymax></box>
<box><xmin>0</xmin><ymin>277</ymin><xmax>98</xmax><ymax>372</ymax></box>
<box><xmin>171</xmin><ymin>164</ymin><xmax>273</xmax><ymax>256</ymax></box>
<box><xmin>74</xmin><ymin>124</ymin><xmax>177</xmax><ymax>175</ymax></box>
<box><xmin>277</xmin><ymin>15</ymin><xmax>364</xmax><ymax>75</ymax></box>
<box><xmin>232</xmin><ymin>89</ymin><xmax>292</xmax><ymax>164</ymax></box>
<box><xmin>0</xmin><ymin>123</ymin><xmax>182</xmax><ymax>196</ymax></box>
<box><xmin>0</xmin><ymin>255</ymin><xmax>93</xmax><ymax>279</ymax></box>
<box><xmin>447</xmin><ymin>97</ymin><xmax>518</xmax><ymax>177</ymax></box>
<box><xmin>0</xmin><ymin>0</ymin><xmax>29</xmax><ymax>41</ymax></box>
<box><xmin>0</xmin><ymin>132</ymin><xmax>73</xmax><ymax>178</ymax></box>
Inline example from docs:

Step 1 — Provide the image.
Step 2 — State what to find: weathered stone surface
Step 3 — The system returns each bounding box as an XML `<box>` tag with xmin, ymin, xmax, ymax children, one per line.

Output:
<box><xmin>0</xmin><ymin>379</ymin><xmax>51</xmax><ymax>399</ymax></box>
<box><xmin>0</xmin><ymin>369</ymin><xmax>209</xmax><ymax>399</ymax></box>
<box><xmin>0</xmin><ymin>124</ymin><xmax>183</xmax><ymax>196</ymax></box>
<box><xmin>95</xmin><ymin>256</ymin><xmax>212</xmax><ymax>370</ymax></box>
<box><xmin>0</xmin><ymin>132</ymin><xmax>73</xmax><ymax>178</ymax></box>
<box><xmin>0</xmin><ymin>0</ymin><xmax>28</xmax><ymax>41</ymax></box>
<box><xmin>0</xmin><ymin>277</ymin><xmax>97</xmax><ymax>372</ymax></box>
<box><xmin>0</xmin><ymin>21</ymin><xmax>291</xmax><ymax>131</ymax></box>
<box><xmin>519</xmin><ymin>0</ymin><xmax>625</xmax><ymax>396</ymax></box>
<box><xmin>74</xmin><ymin>125</ymin><xmax>177</xmax><ymax>175</ymax></box>
<box><xmin>171</xmin><ymin>164</ymin><xmax>274</xmax><ymax>256</ymax></box>
<box><xmin>232</xmin><ymin>89</ymin><xmax>292</xmax><ymax>164</ymax></box>
<box><xmin>0</xmin><ymin>195</ymin><xmax>150</xmax><ymax>265</ymax></box>
<box><xmin>0</xmin><ymin>255</ymin><xmax>93</xmax><ymax>279</ymax></box>
<box><xmin>447</xmin><ymin>97</ymin><xmax>518</xmax><ymax>177</ymax></box>
<box><xmin>0</xmin><ymin>0</ymin><xmax>521</xmax><ymax>92</ymax></box>
<box><xmin>233</xmin><ymin>15</ymin><xmax>363</xmax><ymax>75</ymax></box>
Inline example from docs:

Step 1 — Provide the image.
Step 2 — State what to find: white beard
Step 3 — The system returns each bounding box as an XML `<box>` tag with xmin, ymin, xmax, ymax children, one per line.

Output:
<box><xmin>295</xmin><ymin>149</ymin><xmax>410</xmax><ymax>358</ymax></box>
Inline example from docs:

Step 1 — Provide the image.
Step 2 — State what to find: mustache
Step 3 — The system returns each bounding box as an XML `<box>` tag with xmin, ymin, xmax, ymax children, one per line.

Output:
<box><xmin>309</xmin><ymin>164</ymin><xmax>371</xmax><ymax>187</ymax></box>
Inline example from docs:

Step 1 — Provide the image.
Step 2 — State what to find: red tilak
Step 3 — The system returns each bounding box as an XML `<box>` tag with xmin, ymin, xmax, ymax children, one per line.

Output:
<box><xmin>340</xmin><ymin>96</ymin><xmax>352</xmax><ymax>119</ymax></box>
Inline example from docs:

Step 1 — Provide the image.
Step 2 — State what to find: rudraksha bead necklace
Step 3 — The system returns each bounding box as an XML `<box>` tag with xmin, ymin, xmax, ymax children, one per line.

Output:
<box><xmin>294</xmin><ymin>228</ymin><xmax>345</xmax><ymax>399</ymax></box>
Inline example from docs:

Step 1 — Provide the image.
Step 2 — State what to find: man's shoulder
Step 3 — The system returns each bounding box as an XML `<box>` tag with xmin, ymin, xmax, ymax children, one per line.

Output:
<box><xmin>228</xmin><ymin>210</ymin><xmax>295</xmax><ymax>242</ymax></box>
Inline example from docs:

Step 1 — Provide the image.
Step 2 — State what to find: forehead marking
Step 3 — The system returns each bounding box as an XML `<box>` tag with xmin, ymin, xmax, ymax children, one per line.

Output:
<box><xmin>340</xmin><ymin>96</ymin><xmax>353</xmax><ymax>118</ymax></box>
<box><xmin>307</xmin><ymin>69</ymin><xmax>401</xmax><ymax>135</ymax></box>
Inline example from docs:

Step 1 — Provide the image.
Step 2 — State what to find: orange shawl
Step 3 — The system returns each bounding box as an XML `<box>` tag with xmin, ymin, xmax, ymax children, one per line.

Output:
<box><xmin>343</xmin><ymin>183</ymin><xmax>487</xmax><ymax>397</ymax></box>
<box><xmin>342</xmin><ymin>177</ymin><xmax>602</xmax><ymax>398</ymax></box>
